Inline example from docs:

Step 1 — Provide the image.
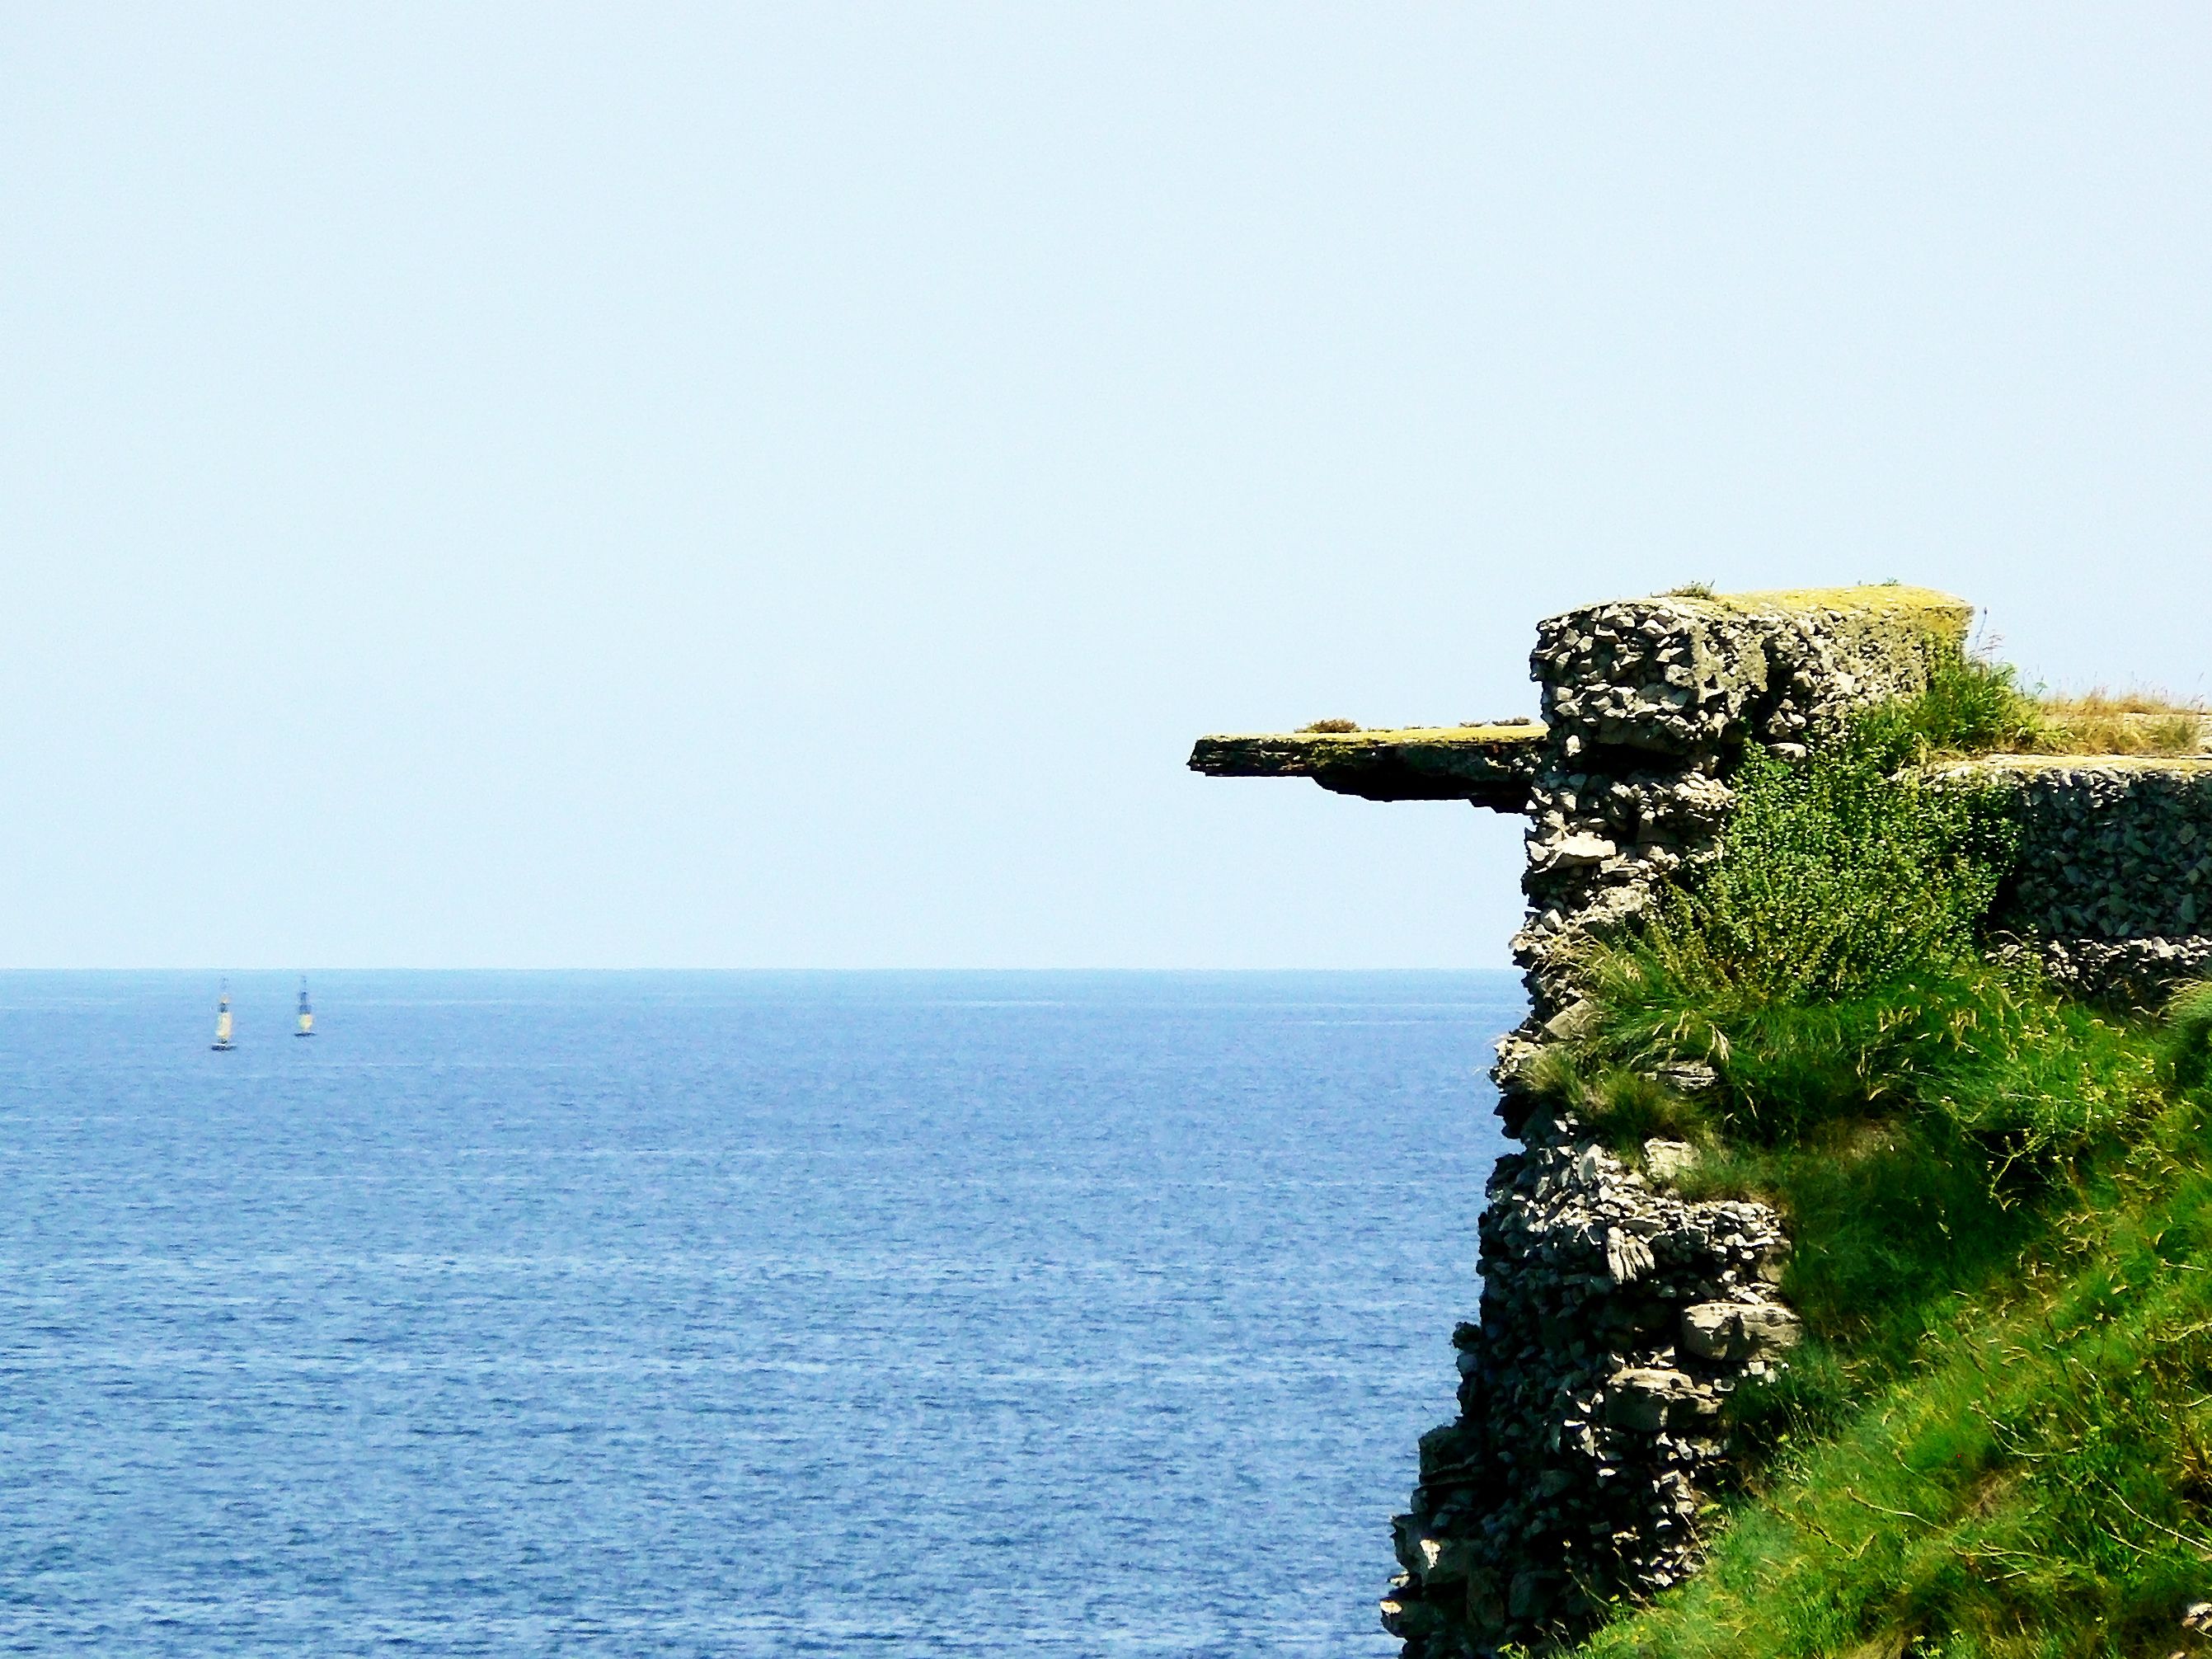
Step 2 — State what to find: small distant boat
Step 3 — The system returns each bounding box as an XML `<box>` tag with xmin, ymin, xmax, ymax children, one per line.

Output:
<box><xmin>295</xmin><ymin>978</ymin><xmax>315</xmax><ymax>1038</ymax></box>
<box><xmin>212</xmin><ymin>985</ymin><xmax>236</xmax><ymax>1051</ymax></box>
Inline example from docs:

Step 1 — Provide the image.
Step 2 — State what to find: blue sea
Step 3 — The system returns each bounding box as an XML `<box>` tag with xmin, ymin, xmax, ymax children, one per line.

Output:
<box><xmin>0</xmin><ymin>971</ymin><xmax>1517</xmax><ymax>1657</ymax></box>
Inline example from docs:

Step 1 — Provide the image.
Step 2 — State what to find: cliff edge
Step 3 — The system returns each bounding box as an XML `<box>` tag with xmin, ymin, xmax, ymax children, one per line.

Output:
<box><xmin>1195</xmin><ymin>585</ymin><xmax>2212</xmax><ymax>1658</ymax></box>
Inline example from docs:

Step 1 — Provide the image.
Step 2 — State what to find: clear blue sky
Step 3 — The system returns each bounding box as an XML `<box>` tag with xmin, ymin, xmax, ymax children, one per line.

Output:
<box><xmin>3</xmin><ymin>6</ymin><xmax>2209</xmax><ymax>968</ymax></box>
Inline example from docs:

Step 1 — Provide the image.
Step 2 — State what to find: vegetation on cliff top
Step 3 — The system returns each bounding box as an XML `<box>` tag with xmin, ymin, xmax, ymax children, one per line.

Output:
<box><xmin>1891</xmin><ymin>643</ymin><xmax>2209</xmax><ymax>759</ymax></box>
<box><xmin>1536</xmin><ymin>648</ymin><xmax>2212</xmax><ymax>1659</ymax></box>
<box><xmin>2030</xmin><ymin>691</ymin><xmax>2211</xmax><ymax>759</ymax></box>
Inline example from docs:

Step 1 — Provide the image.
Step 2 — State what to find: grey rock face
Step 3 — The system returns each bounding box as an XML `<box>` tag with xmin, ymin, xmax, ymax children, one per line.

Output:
<box><xmin>2008</xmin><ymin>936</ymin><xmax>2212</xmax><ymax>1011</ymax></box>
<box><xmin>1530</xmin><ymin>595</ymin><xmax>1949</xmax><ymax>761</ymax></box>
<box><xmin>1382</xmin><ymin>1139</ymin><xmax>1793</xmax><ymax>1655</ymax></box>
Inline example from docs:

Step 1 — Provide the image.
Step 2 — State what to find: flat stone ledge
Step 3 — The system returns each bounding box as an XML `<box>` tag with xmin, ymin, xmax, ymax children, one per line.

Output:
<box><xmin>1187</xmin><ymin>723</ymin><xmax>1545</xmax><ymax>807</ymax></box>
<box><xmin>1938</xmin><ymin>750</ymin><xmax>2212</xmax><ymax>775</ymax></box>
<box><xmin>1653</xmin><ymin>583</ymin><xmax>1975</xmax><ymax>636</ymax></box>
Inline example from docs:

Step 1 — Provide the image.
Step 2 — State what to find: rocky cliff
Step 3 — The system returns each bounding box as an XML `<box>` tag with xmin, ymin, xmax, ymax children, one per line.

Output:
<box><xmin>1191</xmin><ymin>584</ymin><xmax>2212</xmax><ymax>1657</ymax></box>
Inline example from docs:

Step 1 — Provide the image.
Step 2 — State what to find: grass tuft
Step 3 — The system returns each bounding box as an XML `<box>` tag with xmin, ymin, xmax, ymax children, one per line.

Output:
<box><xmin>2169</xmin><ymin>980</ymin><xmax>2212</xmax><ymax>1092</ymax></box>
<box><xmin>2031</xmin><ymin>689</ymin><xmax>2209</xmax><ymax>758</ymax></box>
<box><xmin>1862</xmin><ymin>644</ymin><xmax>2045</xmax><ymax>759</ymax></box>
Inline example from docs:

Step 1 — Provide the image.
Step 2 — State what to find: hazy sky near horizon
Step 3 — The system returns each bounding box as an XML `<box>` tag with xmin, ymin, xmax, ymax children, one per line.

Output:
<box><xmin>5</xmin><ymin>6</ymin><xmax>2211</xmax><ymax>968</ymax></box>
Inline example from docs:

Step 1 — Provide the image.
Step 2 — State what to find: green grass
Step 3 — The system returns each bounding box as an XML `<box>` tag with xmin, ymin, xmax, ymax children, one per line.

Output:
<box><xmin>2166</xmin><ymin>983</ymin><xmax>2212</xmax><ymax>1093</ymax></box>
<box><xmin>1576</xmin><ymin>1089</ymin><xmax>2212</xmax><ymax>1659</ymax></box>
<box><xmin>1867</xmin><ymin>645</ymin><xmax>2209</xmax><ymax>759</ymax></box>
<box><xmin>1538</xmin><ymin>658</ymin><xmax>2212</xmax><ymax>1657</ymax></box>
<box><xmin>1873</xmin><ymin>646</ymin><xmax>2046</xmax><ymax>759</ymax></box>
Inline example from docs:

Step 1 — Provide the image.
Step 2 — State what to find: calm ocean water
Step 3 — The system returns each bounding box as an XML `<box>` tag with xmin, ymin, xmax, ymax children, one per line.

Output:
<box><xmin>0</xmin><ymin>971</ymin><xmax>1516</xmax><ymax>1657</ymax></box>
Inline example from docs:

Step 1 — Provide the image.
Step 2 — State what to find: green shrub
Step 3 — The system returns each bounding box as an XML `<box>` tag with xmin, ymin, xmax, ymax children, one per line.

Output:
<box><xmin>1601</xmin><ymin>714</ymin><xmax>2017</xmax><ymax>1006</ymax></box>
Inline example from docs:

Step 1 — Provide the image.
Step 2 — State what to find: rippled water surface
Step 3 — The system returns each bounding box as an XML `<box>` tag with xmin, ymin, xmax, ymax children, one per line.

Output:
<box><xmin>0</xmin><ymin>971</ymin><xmax>1516</xmax><ymax>1656</ymax></box>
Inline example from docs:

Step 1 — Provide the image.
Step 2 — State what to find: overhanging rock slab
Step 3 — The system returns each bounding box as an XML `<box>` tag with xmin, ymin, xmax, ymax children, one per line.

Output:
<box><xmin>1187</xmin><ymin>724</ymin><xmax>1546</xmax><ymax>808</ymax></box>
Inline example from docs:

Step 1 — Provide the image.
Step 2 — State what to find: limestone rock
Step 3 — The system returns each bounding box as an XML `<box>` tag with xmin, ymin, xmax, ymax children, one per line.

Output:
<box><xmin>1604</xmin><ymin>1367</ymin><xmax>1721</xmax><ymax>1431</ymax></box>
<box><xmin>1642</xmin><ymin>1140</ymin><xmax>1699</xmax><ymax>1182</ymax></box>
<box><xmin>1680</xmin><ymin>1301</ymin><xmax>1802</xmax><ymax>1361</ymax></box>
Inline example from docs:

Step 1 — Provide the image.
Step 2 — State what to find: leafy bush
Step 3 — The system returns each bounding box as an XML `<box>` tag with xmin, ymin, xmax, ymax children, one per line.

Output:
<box><xmin>1612</xmin><ymin>726</ymin><xmax>2017</xmax><ymax>1006</ymax></box>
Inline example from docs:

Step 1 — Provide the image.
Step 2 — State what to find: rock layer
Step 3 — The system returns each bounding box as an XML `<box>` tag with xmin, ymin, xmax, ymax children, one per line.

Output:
<box><xmin>1187</xmin><ymin>724</ymin><xmax>1546</xmax><ymax>807</ymax></box>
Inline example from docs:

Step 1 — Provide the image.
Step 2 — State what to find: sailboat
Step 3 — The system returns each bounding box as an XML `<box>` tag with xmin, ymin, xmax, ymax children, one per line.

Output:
<box><xmin>212</xmin><ymin>985</ymin><xmax>236</xmax><ymax>1051</ymax></box>
<box><xmin>295</xmin><ymin>978</ymin><xmax>315</xmax><ymax>1038</ymax></box>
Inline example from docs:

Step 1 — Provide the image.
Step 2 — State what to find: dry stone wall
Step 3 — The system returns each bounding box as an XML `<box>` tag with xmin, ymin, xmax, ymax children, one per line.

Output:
<box><xmin>1381</xmin><ymin>1131</ymin><xmax>1795</xmax><ymax>1652</ymax></box>
<box><xmin>1385</xmin><ymin>588</ymin><xmax>1970</xmax><ymax>1658</ymax></box>
<box><xmin>1957</xmin><ymin>757</ymin><xmax>2212</xmax><ymax>1008</ymax></box>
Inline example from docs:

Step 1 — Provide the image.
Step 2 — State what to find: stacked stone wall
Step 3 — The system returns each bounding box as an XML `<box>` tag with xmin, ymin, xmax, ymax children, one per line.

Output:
<box><xmin>1959</xmin><ymin>758</ymin><xmax>2212</xmax><ymax>1006</ymax></box>
<box><xmin>1382</xmin><ymin>1134</ymin><xmax>1794</xmax><ymax>1651</ymax></box>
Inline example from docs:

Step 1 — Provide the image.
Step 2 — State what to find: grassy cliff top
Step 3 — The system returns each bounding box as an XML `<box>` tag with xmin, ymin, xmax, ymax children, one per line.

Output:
<box><xmin>1664</xmin><ymin>583</ymin><xmax>1976</xmax><ymax>636</ymax></box>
